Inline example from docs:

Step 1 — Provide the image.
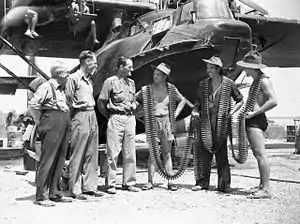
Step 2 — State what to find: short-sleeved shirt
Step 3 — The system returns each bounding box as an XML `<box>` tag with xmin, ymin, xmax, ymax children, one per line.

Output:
<box><xmin>65</xmin><ymin>70</ymin><xmax>95</xmax><ymax>110</ymax></box>
<box><xmin>28</xmin><ymin>79</ymin><xmax>68</xmax><ymax>112</ymax></box>
<box><xmin>99</xmin><ymin>76</ymin><xmax>136</xmax><ymax>113</ymax></box>
<box><xmin>28</xmin><ymin>76</ymin><xmax>47</xmax><ymax>100</ymax></box>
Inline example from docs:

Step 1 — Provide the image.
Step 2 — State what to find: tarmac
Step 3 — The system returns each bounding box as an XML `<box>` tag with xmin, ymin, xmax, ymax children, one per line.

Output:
<box><xmin>0</xmin><ymin>137</ymin><xmax>299</xmax><ymax>224</ymax></box>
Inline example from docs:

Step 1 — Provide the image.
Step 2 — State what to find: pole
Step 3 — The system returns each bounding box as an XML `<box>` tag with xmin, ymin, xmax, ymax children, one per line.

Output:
<box><xmin>0</xmin><ymin>62</ymin><xmax>35</xmax><ymax>93</ymax></box>
<box><xmin>0</xmin><ymin>36</ymin><xmax>50</xmax><ymax>81</ymax></box>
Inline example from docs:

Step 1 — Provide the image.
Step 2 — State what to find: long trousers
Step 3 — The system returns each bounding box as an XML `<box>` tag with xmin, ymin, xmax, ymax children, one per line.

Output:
<box><xmin>194</xmin><ymin>114</ymin><xmax>231</xmax><ymax>190</ymax></box>
<box><xmin>105</xmin><ymin>114</ymin><xmax>136</xmax><ymax>187</ymax></box>
<box><xmin>36</xmin><ymin>110</ymin><xmax>70</xmax><ymax>201</ymax></box>
<box><xmin>195</xmin><ymin>142</ymin><xmax>231</xmax><ymax>190</ymax></box>
<box><xmin>68</xmin><ymin>110</ymin><xmax>99</xmax><ymax>196</ymax></box>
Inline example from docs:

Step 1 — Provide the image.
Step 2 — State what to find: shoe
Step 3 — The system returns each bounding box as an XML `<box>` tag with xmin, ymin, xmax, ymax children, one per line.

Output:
<box><xmin>72</xmin><ymin>194</ymin><xmax>88</xmax><ymax>200</ymax></box>
<box><xmin>248</xmin><ymin>189</ymin><xmax>272</xmax><ymax>199</ymax></box>
<box><xmin>122</xmin><ymin>185</ymin><xmax>140</xmax><ymax>192</ymax></box>
<box><xmin>31</xmin><ymin>31</ymin><xmax>40</xmax><ymax>38</ymax></box>
<box><xmin>167</xmin><ymin>184</ymin><xmax>178</xmax><ymax>191</ymax></box>
<box><xmin>83</xmin><ymin>191</ymin><xmax>104</xmax><ymax>197</ymax></box>
<box><xmin>34</xmin><ymin>200</ymin><xmax>56</xmax><ymax>207</ymax></box>
<box><xmin>191</xmin><ymin>185</ymin><xmax>202</xmax><ymax>191</ymax></box>
<box><xmin>141</xmin><ymin>183</ymin><xmax>154</xmax><ymax>191</ymax></box>
<box><xmin>218</xmin><ymin>187</ymin><xmax>233</xmax><ymax>193</ymax></box>
<box><xmin>24</xmin><ymin>30</ymin><xmax>34</xmax><ymax>39</ymax></box>
<box><xmin>106</xmin><ymin>187</ymin><xmax>117</xmax><ymax>194</ymax></box>
<box><xmin>248</xmin><ymin>186</ymin><xmax>262</xmax><ymax>194</ymax></box>
<box><xmin>50</xmin><ymin>197</ymin><xmax>73</xmax><ymax>203</ymax></box>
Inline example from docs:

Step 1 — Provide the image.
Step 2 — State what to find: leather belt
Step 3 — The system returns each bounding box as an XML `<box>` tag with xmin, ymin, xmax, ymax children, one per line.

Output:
<box><xmin>155</xmin><ymin>114</ymin><xmax>169</xmax><ymax>118</ymax></box>
<box><xmin>73</xmin><ymin>107</ymin><xmax>94</xmax><ymax>112</ymax></box>
<box><xmin>110</xmin><ymin>110</ymin><xmax>134</xmax><ymax>116</ymax></box>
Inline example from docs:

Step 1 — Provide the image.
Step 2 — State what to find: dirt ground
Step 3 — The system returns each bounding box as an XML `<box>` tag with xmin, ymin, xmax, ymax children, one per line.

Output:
<box><xmin>0</xmin><ymin>145</ymin><xmax>300</xmax><ymax>224</ymax></box>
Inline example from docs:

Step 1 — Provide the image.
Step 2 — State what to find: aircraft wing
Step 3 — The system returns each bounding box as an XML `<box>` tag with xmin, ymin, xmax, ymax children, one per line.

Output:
<box><xmin>0</xmin><ymin>77</ymin><xmax>35</xmax><ymax>94</ymax></box>
<box><xmin>235</xmin><ymin>13</ymin><xmax>300</xmax><ymax>67</ymax></box>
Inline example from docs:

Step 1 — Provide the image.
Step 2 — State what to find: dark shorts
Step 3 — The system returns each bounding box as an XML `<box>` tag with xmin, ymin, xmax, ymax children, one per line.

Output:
<box><xmin>246</xmin><ymin>113</ymin><xmax>268</xmax><ymax>132</ymax></box>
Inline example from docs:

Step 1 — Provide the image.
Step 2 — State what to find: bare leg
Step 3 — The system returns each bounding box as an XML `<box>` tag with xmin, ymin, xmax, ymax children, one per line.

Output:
<box><xmin>31</xmin><ymin>13</ymin><xmax>39</xmax><ymax>37</ymax></box>
<box><xmin>147</xmin><ymin>157</ymin><xmax>155</xmax><ymax>184</ymax></box>
<box><xmin>247</xmin><ymin>127</ymin><xmax>270</xmax><ymax>191</ymax></box>
<box><xmin>161</xmin><ymin>139</ymin><xmax>173</xmax><ymax>176</ymax></box>
<box><xmin>161</xmin><ymin>139</ymin><xmax>177</xmax><ymax>190</ymax></box>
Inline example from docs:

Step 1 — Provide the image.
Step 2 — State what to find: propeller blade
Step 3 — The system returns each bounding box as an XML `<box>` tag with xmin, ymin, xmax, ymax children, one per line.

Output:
<box><xmin>238</xmin><ymin>0</ymin><xmax>269</xmax><ymax>15</ymax></box>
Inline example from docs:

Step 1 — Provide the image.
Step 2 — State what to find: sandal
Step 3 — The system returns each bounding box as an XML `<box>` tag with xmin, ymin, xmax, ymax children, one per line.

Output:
<box><xmin>248</xmin><ymin>186</ymin><xmax>262</xmax><ymax>194</ymax></box>
<box><xmin>142</xmin><ymin>183</ymin><xmax>154</xmax><ymax>191</ymax></box>
<box><xmin>248</xmin><ymin>189</ymin><xmax>272</xmax><ymax>199</ymax></box>
<box><xmin>167</xmin><ymin>184</ymin><xmax>178</xmax><ymax>191</ymax></box>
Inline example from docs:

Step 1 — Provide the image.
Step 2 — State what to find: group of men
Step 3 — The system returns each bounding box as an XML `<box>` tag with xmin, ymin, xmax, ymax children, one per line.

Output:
<box><xmin>28</xmin><ymin>50</ymin><xmax>102</xmax><ymax>207</ymax></box>
<box><xmin>27</xmin><ymin>49</ymin><xmax>277</xmax><ymax>207</ymax></box>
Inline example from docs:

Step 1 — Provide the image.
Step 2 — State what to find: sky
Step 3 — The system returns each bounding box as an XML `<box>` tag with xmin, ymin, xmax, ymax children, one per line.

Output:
<box><xmin>0</xmin><ymin>0</ymin><xmax>300</xmax><ymax>125</ymax></box>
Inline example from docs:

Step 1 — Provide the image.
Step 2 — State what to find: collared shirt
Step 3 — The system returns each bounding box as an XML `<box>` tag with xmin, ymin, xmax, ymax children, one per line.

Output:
<box><xmin>65</xmin><ymin>70</ymin><xmax>95</xmax><ymax>110</ymax></box>
<box><xmin>99</xmin><ymin>75</ymin><xmax>136</xmax><ymax>113</ymax></box>
<box><xmin>197</xmin><ymin>77</ymin><xmax>243</xmax><ymax>114</ymax></box>
<box><xmin>28</xmin><ymin>79</ymin><xmax>69</xmax><ymax>112</ymax></box>
<box><xmin>28</xmin><ymin>76</ymin><xmax>47</xmax><ymax>100</ymax></box>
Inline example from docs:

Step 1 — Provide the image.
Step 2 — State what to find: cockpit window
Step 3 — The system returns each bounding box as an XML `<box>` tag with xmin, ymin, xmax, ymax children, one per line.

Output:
<box><xmin>129</xmin><ymin>20</ymin><xmax>149</xmax><ymax>36</ymax></box>
<box><xmin>196</xmin><ymin>0</ymin><xmax>232</xmax><ymax>19</ymax></box>
<box><xmin>179</xmin><ymin>2</ymin><xmax>194</xmax><ymax>23</ymax></box>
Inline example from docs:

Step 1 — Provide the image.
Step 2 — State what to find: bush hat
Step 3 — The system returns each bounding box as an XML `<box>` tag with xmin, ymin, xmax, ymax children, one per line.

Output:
<box><xmin>237</xmin><ymin>51</ymin><xmax>267</xmax><ymax>69</ymax></box>
<box><xmin>151</xmin><ymin>62</ymin><xmax>171</xmax><ymax>76</ymax></box>
<box><xmin>203</xmin><ymin>56</ymin><xmax>223</xmax><ymax>68</ymax></box>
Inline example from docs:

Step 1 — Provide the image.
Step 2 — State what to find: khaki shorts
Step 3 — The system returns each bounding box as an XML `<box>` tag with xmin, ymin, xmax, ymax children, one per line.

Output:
<box><xmin>155</xmin><ymin>115</ymin><xmax>174</xmax><ymax>142</ymax></box>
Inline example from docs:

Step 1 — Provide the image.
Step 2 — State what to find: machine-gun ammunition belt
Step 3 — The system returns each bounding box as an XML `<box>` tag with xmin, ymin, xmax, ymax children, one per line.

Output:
<box><xmin>142</xmin><ymin>84</ymin><xmax>194</xmax><ymax>180</ymax></box>
<box><xmin>229</xmin><ymin>75</ymin><xmax>263</xmax><ymax>164</ymax></box>
<box><xmin>193</xmin><ymin>77</ymin><xmax>233</xmax><ymax>180</ymax></box>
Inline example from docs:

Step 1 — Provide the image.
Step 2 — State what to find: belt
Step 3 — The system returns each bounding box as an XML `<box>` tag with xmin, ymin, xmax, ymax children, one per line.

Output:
<box><xmin>73</xmin><ymin>107</ymin><xmax>94</xmax><ymax>112</ymax></box>
<box><xmin>110</xmin><ymin>110</ymin><xmax>134</xmax><ymax>116</ymax></box>
<box><xmin>155</xmin><ymin>114</ymin><xmax>169</xmax><ymax>118</ymax></box>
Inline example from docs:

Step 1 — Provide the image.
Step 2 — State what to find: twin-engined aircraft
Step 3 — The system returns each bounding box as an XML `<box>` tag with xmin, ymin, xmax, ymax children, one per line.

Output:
<box><xmin>1</xmin><ymin>0</ymin><xmax>300</xmax><ymax>141</ymax></box>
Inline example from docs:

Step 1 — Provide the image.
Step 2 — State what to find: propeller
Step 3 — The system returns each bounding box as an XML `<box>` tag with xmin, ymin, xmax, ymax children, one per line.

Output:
<box><xmin>238</xmin><ymin>0</ymin><xmax>269</xmax><ymax>15</ymax></box>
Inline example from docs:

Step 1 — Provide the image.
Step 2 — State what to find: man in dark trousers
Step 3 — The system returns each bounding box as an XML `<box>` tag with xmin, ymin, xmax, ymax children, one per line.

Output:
<box><xmin>98</xmin><ymin>56</ymin><xmax>139</xmax><ymax>194</ymax></box>
<box><xmin>65</xmin><ymin>50</ymin><xmax>103</xmax><ymax>200</ymax></box>
<box><xmin>28</xmin><ymin>61</ymin><xmax>72</xmax><ymax>207</ymax></box>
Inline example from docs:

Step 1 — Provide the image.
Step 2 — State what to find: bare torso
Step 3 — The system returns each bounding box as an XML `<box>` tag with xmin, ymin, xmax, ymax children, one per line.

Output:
<box><xmin>151</xmin><ymin>84</ymin><xmax>168</xmax><ymax>103</ymax></box>
<box><xmin>252</xmin><ymin>76</ymin><xmax>269</xmax><ymax>112</ymax></box>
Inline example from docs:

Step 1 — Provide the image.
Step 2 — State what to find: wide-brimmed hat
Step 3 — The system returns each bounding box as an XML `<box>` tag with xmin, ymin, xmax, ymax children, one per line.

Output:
<box><xmin>50</xmin><ymin>61</ymin><xmax>69</xmax><ymax>78</ymax></box>
<box><xmin>151</xmin><ymin>62</ymin><xmax>171</xmax><ymax>76</ymax></box>
<box><xmin>203</xmin><ymin>56</ymin><xmax>223</xmax><ymax>68</ymax></box>
<box><xmin>237</xmin><ymin>51</ymin><xmax>267</xmax><ymax>69</ymax></box>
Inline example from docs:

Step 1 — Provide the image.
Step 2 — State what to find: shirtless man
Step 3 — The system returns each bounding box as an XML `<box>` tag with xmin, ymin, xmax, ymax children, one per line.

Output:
<box><xmin>237</xmin><ymin>51</ymin><xmax>278</xmax><ymax>199</ymax></box>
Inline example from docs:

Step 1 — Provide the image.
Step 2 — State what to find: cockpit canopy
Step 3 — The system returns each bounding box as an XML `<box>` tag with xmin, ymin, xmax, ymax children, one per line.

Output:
<box><xmin>179</xmin><ymin>0</ymin><xmax>233</xmax><ymax>24</ymax></box>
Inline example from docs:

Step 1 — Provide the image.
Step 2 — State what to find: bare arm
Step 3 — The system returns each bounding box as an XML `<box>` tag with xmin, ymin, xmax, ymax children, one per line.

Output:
<box><xmin>230</xmin><ymin>99</ymin><xmax>244</xmax><ymax>116</ymax></box>
<box><xmin>175</xmin><ymin>98</ymin><xmax>186</xmax><ymax>119</ymax></box>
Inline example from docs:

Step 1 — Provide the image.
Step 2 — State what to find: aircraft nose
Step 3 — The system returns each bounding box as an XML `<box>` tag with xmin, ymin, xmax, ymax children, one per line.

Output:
<box><xmin>212</xmin><ymin>19</ymin><xmax>252</xmax><ymax>66</ymax></box>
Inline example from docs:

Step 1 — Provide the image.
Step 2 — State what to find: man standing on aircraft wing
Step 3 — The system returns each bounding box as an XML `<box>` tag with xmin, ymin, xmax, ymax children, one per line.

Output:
<box><xmin>236</xmin><ymin>51</ymin><xmax>278</xmax><ymax>199</ymax></box>
<box><xmin>98</xmin><ymin>56</ymin><xmax>139</xmax><ymax>194</ymax></box>
<box><xmin>65</xmin><ymin>50</ymin><xmax>103</xmax><ymax>200</ymax></box>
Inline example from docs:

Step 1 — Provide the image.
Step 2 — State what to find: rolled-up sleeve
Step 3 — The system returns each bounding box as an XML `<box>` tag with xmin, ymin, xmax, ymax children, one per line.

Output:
<box><xmin>231</xmin><ymin>83</ymin><xmax>243</xmax><ymax>102</ymax></box>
